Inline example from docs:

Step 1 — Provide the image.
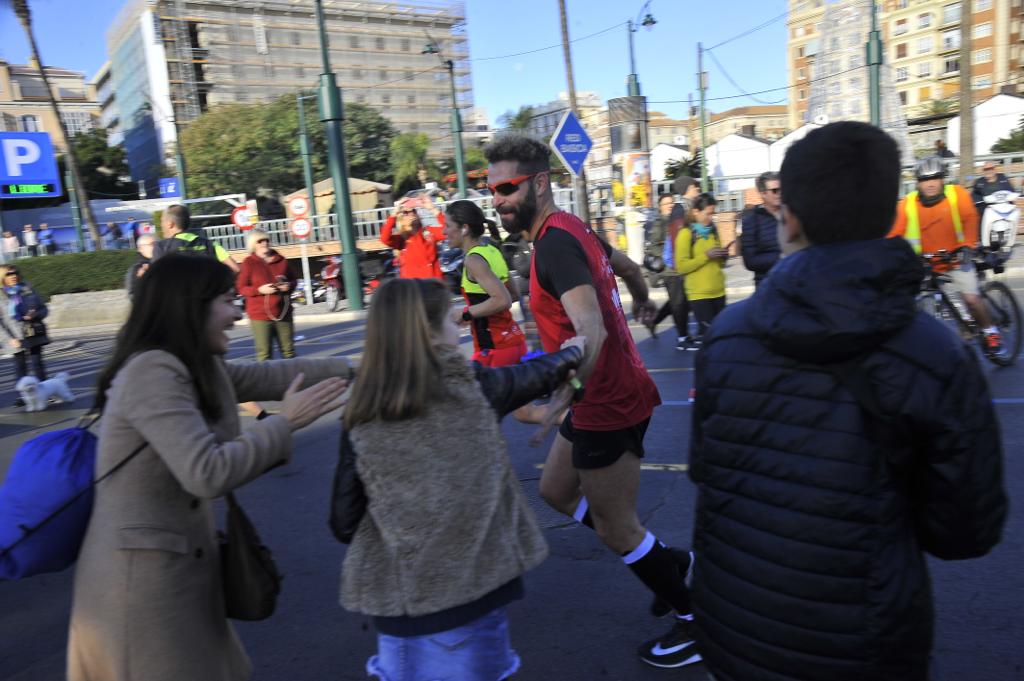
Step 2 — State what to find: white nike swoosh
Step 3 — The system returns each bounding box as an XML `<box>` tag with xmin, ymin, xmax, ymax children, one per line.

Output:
<box><xmin>650</xmin><ymin>640</ymin><xmax>696</xmax><ymax>656</ymax></box>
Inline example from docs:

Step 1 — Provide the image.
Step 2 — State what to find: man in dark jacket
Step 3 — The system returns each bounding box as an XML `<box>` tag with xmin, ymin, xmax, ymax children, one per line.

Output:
<box><xmin>688</xmin><ymin>121</ymin><xmax>1006</xmax><ymax>681</ymax></box>
<box><xmin>971</xmin><ymin>160</ymin><xmax>1016</xmax><ymax>216</ymax></box>
<box><xmin>739</xmin><ymin>171</ymin><xmax>781</xmax><ymax>286</ymax></box>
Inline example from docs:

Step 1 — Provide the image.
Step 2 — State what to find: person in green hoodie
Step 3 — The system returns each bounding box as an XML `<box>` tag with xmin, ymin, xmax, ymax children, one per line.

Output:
<box><xmin>674</xmin><ymin>193</ymin><xmax>727</xmax><ymax>346</ymax></box>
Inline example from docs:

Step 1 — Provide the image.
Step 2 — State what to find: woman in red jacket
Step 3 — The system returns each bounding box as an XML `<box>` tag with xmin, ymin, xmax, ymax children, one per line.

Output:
<box><xmin>236</xmin><ymin>230</ymin><xmax>296</xmax><ymax>361</ymax></box>
<box><xmin>379</xmin><ymin>195</ymin><xmax>446</xmax><ymax>279</ymax></box>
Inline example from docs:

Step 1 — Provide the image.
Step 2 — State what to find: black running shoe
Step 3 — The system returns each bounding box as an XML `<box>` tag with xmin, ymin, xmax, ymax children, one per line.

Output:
<box><xmin>638</xmin><ymin>618</ymin><xmax>702</xmax><ymax>668</ymax></box>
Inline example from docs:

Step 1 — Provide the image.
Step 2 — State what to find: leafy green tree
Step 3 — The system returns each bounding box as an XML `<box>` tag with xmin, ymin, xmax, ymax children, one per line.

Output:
<box><xmin>498</xmin><ymin>106</ymin><xmax>534</xmax><ymax>131</ymax></box>
<box><xmin>991</xmin><ymin>115</ymin><xmax>1024</xmax><ymax>154</ymax></box>
<box><xmin>390</xmin><ymin>132</ymin><xmax>438</xmax><ymax>196</ymax></box>
<box><xmin>69</xmin><ymin>128</ymin><xmax>135</xmax><ymax>199</ymax></box>
<box><xmin>179</xmin><ymin>95</ymin><xmax>396</xmax><ymax>197</ymax></box>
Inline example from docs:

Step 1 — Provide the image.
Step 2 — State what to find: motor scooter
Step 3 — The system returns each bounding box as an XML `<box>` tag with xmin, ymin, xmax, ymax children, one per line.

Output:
<box><xmin>979</xmin><ymin>190</ymin><xmax>1021</xmax><ymax>252</ymax></box>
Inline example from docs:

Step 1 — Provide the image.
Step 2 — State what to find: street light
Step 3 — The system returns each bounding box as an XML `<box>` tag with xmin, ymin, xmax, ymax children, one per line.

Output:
<box><xmin>422</xmin><ymin>36</ymin><xmax>467</xmax><ymax>198</ymax></box>
<box><xmin>626</xmin><ymin>1</ymin><xmax>657</xmax><ymax>97</ymax></box>
<box><xmin>313</xmin><ymin>0</ymin><xmax>362</xmax><ymax>311</ymax></box>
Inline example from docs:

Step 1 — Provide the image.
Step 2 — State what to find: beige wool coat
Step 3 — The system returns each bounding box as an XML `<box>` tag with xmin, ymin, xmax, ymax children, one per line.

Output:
<box><xmin>67</xmin><ymin>350</ymin><xmax>350</xmax><ymax>681</ymax></box>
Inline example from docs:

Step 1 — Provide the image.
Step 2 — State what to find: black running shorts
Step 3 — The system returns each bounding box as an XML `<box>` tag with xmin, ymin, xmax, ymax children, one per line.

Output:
<box><xmin>559</xmin><ymin>412</ymin><xmax>650</xmax><ymax>470</ymax></box>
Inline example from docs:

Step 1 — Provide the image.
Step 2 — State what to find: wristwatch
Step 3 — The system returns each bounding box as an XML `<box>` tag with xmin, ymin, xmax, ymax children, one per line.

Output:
<box><xmin>569</xmin><ymin>377</ymin><xmax>585</xmax><ymax>403</ymax></box>
<box><xmin>461</xmin><ymin>308</ymin><xmax>473</xmax><ymax>322</ymax></box>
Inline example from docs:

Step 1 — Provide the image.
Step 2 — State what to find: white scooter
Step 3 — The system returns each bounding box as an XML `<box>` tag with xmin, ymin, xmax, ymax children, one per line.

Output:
<box><xmin>979</xmin><ymin>190</ymin><xmax>1021</xmax><ymax>252</ymax></box>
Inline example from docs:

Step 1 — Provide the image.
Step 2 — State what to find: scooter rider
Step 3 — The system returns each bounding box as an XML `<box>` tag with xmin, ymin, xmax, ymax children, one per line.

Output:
<box><xmin>971</xmin><ymin>161</ymin><xmax>1015</xmax><ymax>216</ymax></box>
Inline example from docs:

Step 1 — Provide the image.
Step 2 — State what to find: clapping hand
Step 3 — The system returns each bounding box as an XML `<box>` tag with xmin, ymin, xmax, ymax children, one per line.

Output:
<box><xmin>280</xmin><ymin>373</ymin><xmax>349</xmax><ymax>430</ymax></box>
<box><xmin>529</xmin><ymin>336</ymin><xmax>586</xmax><ymax>447</ymax></box>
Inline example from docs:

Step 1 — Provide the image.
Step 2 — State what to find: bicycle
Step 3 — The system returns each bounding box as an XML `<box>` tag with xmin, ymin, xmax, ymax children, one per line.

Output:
<box><xmin>918</xmin><ymin>248</ymin><xmax>1023</xmax><ymax>367</ymax></box>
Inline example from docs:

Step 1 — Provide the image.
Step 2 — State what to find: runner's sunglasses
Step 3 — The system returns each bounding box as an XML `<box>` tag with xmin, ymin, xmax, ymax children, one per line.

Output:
<box><xmin>488</xmin><ymin>172</ymin><xmax>544</xmax><ymax>196</ymax></box>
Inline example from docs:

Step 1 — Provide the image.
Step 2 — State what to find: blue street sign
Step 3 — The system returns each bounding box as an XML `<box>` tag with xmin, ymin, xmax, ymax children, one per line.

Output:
<box><xmin>159</xmin><ymin>177</ymin><xmax>181</xmax><ymax>198</ymax></box>
<box><xmin>0</xmin><ymin>132</ymin><xmax>62</xmax><ymax>199</ymax></box>
<box><xmin>549</xmin><ymin>111</ymin><xmax>593</xmax><ymax>177</ymax></box>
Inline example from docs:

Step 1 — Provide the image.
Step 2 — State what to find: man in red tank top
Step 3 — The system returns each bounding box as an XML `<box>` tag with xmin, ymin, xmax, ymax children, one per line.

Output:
<box><xmin>486</xmin><ymin>136</ymin><xmax>701</xmax><ymax>669</ymax></box>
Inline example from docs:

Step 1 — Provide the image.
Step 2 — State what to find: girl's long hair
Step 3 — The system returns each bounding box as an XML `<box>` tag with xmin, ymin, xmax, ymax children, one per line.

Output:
<box><xmin>344</xmin><ymin>278</ymin><xmax>451</xmax><ymax>428</ymax></box>
<box><xmin>95</xmin><ymin>255</ymin><xmax>237</xmax><ymax>422</ymax></box>
<box><xmin>445</xmin><ymin>200</ymin><xmax>501</xmax><ymax>241</ymax></box>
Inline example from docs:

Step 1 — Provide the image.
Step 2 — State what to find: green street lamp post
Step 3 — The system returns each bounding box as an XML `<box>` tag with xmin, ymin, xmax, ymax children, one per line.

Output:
<box><xmin>423</xmin><ymin>38</ymin><xmax>467</xmax><ymax>198</ymax></box>
<box><xmin>866</xmin><ymin>1</ymin><xmax>883</xmax><ymax>127</ymax></box>
<box><xmin>314</xmin><ymin>0</ymin><xmax>362</xmax><ymax>311</ymax></box>
<box><xmin>625</xmin><ymin>2</ymin><xmax>656</xmax><ymax>97</ymax></box>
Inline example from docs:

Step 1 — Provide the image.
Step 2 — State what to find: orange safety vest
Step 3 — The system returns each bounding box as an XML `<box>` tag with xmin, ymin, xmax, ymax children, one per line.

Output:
<box><xmin>904</xmin><ymin>185</ymin><xmax>964</xmax><ymax>255</ymax></box>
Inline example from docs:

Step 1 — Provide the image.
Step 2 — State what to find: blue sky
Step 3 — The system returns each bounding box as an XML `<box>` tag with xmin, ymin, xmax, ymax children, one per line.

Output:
<box><xmin>0</xmin><ymin>0</ymin><xmax>789</xmax><ymax>125</ymax></box>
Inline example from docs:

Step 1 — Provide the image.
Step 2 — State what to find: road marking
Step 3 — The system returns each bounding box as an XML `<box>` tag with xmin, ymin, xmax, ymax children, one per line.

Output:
<box><xmin>533</xmin><ymin>462</ymin><xmax>688</xmax><ymax>472</ymax></box>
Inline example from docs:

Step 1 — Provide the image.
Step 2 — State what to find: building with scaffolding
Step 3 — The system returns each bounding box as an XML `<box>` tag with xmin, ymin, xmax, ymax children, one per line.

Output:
<box><xmin>107</xmin><ymin>0</ymin><xmax>472</xmax><ymax>195</ymax></box>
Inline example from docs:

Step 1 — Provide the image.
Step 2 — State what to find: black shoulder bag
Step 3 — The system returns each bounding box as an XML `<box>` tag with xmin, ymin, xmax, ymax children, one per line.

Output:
<box><xmin>219</xmin><ymin>492</ymin><xmax>282</xmax><ymax>621</ymax></box>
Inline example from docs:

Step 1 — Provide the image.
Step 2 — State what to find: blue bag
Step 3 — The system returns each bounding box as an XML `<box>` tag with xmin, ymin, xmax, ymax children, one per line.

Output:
<box><xmin>0</xmin><ymin>422</ymin><xmax>145</xmax><ymax>580</ymax></box>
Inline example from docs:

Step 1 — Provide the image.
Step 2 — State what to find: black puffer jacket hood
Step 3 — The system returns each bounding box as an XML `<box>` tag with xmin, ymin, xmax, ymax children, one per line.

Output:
<box><xmin>748</xmin><ymin>238</ymin><xmax>923</xmax><ymax>363</ymax></box>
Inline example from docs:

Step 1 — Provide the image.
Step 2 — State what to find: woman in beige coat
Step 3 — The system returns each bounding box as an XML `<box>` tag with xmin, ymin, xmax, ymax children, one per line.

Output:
<box><xmin>67</xmin><ymin>255</ymin><xmax>350</xmax><ymax>681</ymax></box>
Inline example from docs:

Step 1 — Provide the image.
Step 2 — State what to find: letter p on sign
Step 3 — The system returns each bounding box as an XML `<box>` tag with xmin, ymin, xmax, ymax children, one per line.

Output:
<box><xmin>2</xmin><ymin>139</ymin><xmax>40</xmax><ymax>177</ymax></box>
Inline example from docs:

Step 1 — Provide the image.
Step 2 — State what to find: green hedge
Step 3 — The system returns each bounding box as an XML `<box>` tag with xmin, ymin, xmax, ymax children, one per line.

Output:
<box><xmin>11</xmin><ymin>250</ymin><xmax>139</xmax><ymax>302</ymax></box>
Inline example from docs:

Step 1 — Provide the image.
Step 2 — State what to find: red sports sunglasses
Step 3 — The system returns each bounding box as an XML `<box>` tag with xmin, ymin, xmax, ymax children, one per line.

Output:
<box><xmin>488</xmin><ymin>172</ymin><xmax>545</xmax><ymax>196</ymax></box>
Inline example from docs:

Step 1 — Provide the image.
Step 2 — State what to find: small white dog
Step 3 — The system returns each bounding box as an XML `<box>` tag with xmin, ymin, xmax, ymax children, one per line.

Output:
<box><xmin>16</xmin><ymin>372</ymin><xmax>75</xmax><ymax>412</ymax></box>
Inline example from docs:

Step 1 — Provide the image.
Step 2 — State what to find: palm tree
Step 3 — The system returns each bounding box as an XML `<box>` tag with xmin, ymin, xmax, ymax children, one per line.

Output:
<box><xmin>498</xmin><ymin>106</ymin><xmax>535</xmax><ymax>132</ymax></box>
<box><xmin>9</xmin><ymin>0</ymin><xmax>102</xmax><ymax>248</ymax></box>
<box><xmin>390</xmin><ymin>132</ymin><xmax>435</xmax><ymax>194</ymax></box>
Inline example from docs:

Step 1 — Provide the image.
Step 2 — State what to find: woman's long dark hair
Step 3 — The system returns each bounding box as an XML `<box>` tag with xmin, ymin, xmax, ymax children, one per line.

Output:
<box><xmin>95</xmin><ymin>255</ymin><xmax>237</xmax><ymax>421</ymax></box>
<box><xmin>445</xmin><ymin>200</ymin><xmax>501</xmax><ymax>241</ymax></box>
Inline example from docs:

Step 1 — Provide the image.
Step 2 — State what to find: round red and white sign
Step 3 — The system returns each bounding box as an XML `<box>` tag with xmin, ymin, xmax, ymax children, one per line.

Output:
<box><xmin>291</xmin><ymin>217</ymin><xmax>312</xmax><ymax>239</ymax></box>
<box><xmin>231</xmin><ymin>206</ymin><xmax>253</xmax><ymax>230</ymax></box>
<box><xmin>288</xmin><ymin>196</ymin><xmax>310</xmax><ymax>217</ymax></box>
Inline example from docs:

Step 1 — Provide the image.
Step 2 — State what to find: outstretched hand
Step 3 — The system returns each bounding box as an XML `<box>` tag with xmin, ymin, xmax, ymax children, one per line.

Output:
<box><xmin>280</xmin><ymin>373</ymin><xmax>349</xmax><ymax>430</ymax></box>
<box><xmin>529</xmin><ymin>371</ymin><xmax>576</xmax><ymax>447</ymax></box>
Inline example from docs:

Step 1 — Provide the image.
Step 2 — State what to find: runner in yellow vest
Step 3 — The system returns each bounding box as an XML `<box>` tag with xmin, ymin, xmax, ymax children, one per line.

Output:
<box><xmin>888</xmin><ymin>156</ymin><xmax>1001</xmax><ymax>354</ymax></box>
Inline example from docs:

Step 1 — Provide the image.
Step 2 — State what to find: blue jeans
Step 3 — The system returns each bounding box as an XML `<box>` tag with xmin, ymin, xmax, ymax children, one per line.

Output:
<box><xmin>367</xmin><ymin>607</ymin><xmax>520</xmax><ymax>681</ymax></box>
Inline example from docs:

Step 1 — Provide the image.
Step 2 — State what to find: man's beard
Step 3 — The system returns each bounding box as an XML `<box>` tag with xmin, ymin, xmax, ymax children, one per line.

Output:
<box><xmin>498</xmin><ymin>184</ymin><xmax>538</xmax><ymax>236</ymax></box>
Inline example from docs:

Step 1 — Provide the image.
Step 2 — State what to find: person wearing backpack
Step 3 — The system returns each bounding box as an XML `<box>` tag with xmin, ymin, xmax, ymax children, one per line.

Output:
<box><xmin>687</xmin><ymin>121</ymin><xmax>1006</xmax><ymax>681</ymax></box>
<box><xmin>152</xmin><ymin>204</ymin><xmax>240</xmax><ymax>272</ymax></box>
<box><xmin>674</xmin><ymin>193</ymin><xmax>727</xmax><ymax>347</ymax></box>
<box><xmin>66</xmin><ymin>255</ymin><xmax>350</xmax><ymax>681</ymax></box>
<box><xmin>0</xmin><ymin>264</ymin><xmax>50</xmax><ymax>407</ymax></box>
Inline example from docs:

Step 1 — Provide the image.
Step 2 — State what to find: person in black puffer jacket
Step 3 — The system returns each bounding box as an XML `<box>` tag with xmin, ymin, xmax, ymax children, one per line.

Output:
<box><xmin>688</xmin><ymin>121</ymin><xmax>1007</xmax><ymax>681</ymax></box>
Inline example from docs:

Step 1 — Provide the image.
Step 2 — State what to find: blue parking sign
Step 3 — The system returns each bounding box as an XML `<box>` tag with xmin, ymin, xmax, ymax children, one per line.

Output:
<box><xmin>0</xmin><ymin>132</ymin><xmax>62</xmax><ymax>198</ymax></box>
<box><xmin>550</xmin><ymin>111</ymin><xmax>593</xmax><ymax>177</ymax></box>
<box><xmin>159</xmin><ymin>178</ymin><xmax>181</xmax><ymax>198</ymax></box>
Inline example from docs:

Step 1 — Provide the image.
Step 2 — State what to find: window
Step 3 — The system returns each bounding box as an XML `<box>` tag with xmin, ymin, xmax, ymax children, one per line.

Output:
<box><xmin>407</xmin><ymin>94</ymin><xmax>415</xmax><ymax>104</ymax></box>
<box><xmin>919</xmin><ymin>86</ymin><xmax>932</xmax><ymax>100</ymax></box>
<box><xmin>829</xmin><ymin>82</ymin><xmax>841</xmax><ymax>96</ymax></box>
<box><xmin>410</xmin><ymin>123</ymin><xmax>419</xmax><ymax>131</ymax></box>
<box><xmin>896</xmin><ymin>66</ymin><xmax>909</xmax><ymax>82</ymax></box>
<box><xmin>894</xmin><ymin>19</ymin><xmax>908</xmax><ymax>35</ymax></box>
<box><xmin>263</xmin><ymin>63</ymin><xmax>274</xmax><ymax>78</ymax></box>
<box><xmin>918</xmin><ymin>61</ymin><xmax>932</xmax><ymax>77</ymax></box>
<box><xmin>376</xmin><ymin>37</ymin><xmax>385</xmax><ymax>50</ymax></box>
<box><xmin>942</xmin><ymin>2</ymin><xmax>961</xmax><ymax>24</ymax></box>
<box><xmin>943</xmin><ymin>57</ymin><xmax>960</xmax><ymax>74</ymax></box>
<box><xmin>851</xmin><ymin>99</ymin><xmax>863</xmax><ymax>114</ymax></box>
<box><xmin>295</xmin><ymin>66</ymin><xmax>305</xmax><ymax>78</ymax></box>
<box><xmin>974</xmin><ymin>47</ymin><xmax>992</xmax><ymax>63</ymax></box>
<box><xmin>918</xmin><ymin>13</ymin><xmax>932</xmax><ymax>29</ymax></box>
<box><xmin>349</xmin><ymin>35</ymin><xmax>359</xmax><ymax>49</ymax></box>
<box><xmin>290</xmin><ymin>32</ymin><xmax>300</xmax><ymax>46</ymax></box>
<box><xmin>382</xmin><ymin>94</ymin><xmax>391</xmax><ymax>104</ymax></box>
<box><xmin>849</xmin><ymin>77</ymin><xmax>863</xmax><ymax>90</ymax></box>
<box><xmin>237</xmin><ymin>92</ymin><xmax>247</xmax><ymax>102</ymax></box>
<box><xmin>352</xmin><ymin>68</ymin><xmax>362</xmax><ymax>80</ymax></box>
<box><xmin>975</xmin><ymin>0</ymin><xmax>991</xmax><ymax>10</ymax></box>
<box><xmin>61</xmin><ymin>111</ymin><xmax>93</xmax><ymax>135</ymax></box>
<box><xmin>400</xmin><ymin>38</ymin><xmax>410</xmax><ymax>51</ymax></box>
<box><xmin>897</xmin><ymin>0</ymin><xmax>909</xmax><ymax>8</ymax></box>
<box><xmin>974</xmin><ymin>22</ymin><xmax>992</xmax><ymax>38</ymax></box>
<box><xmin>830</xmin><ymin>102</ymin><xmax>844</xmax><ymax>117</ymax></box>
<box><xmin>896</xmin><ymin>42</ymin><xmax>908</xmax><ymax>59</ymax></box>
<box><xmin>356</xmin><ymin>94</ymin><xmax>366</xmax><ymax>103</ymax></box>
<box><xmin>830</xmin><ymin>37</ymin><xmax>840</xmax><ymax>50</ymax></box>
<box><xmin>19</xmin><ymin>115</ymin><xmax>41</xmax><ymax>132</ymax></box>
<box><xmin>798</xmin><ymin>67</ymin><xmax>807</xmax><ymax>79</ymax></box>
<box><xmin>917</xmin><ymin>37</ymin><xmax>932</xmax><ymax>54</ymax></box>
<box><xmin>379</xmin><ymin>69</ymin><xmax>387</xmax><ymax>81</ymax></box>
<box><xmin>849</xmin><ymin>53</ymin><xmax>863</xmax><ymax>69</ymax></box>
<box><xmin>796</xmin><ymin>46</ymin><xmax>805</xmax><ymax>58</ymax></box>
<box><xmin>799</xmin><ymin>88</ymin><xmax>807</xmax><ymax>100</ymax></box>
<box><xmin>942</xmin><ymin>29</ymin><xmax>960</xmax><ymax>50</ymax></box>
<box><xmin>899</xmin><ymin>91</ymin><xmax>908</xmax><ymax>105</ymax></box>
<box><xmin>974</xmin><ymin>74</ymin><xmax>992</xmax><ymax>89</ymax></box>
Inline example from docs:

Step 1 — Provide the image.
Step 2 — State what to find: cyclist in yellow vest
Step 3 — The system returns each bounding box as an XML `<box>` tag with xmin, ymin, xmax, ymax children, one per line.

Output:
<box><xmin>889</xmin><ymin>156</ymin><xmax>1001</xmax><ymax>354</ymax></box>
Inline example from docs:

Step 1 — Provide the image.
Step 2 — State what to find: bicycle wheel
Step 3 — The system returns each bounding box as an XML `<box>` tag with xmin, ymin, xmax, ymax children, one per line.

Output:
<box><xmin>981</xmin><ymin>281</ymin><xmax>1023</xmax><ymax>366</ymax></box>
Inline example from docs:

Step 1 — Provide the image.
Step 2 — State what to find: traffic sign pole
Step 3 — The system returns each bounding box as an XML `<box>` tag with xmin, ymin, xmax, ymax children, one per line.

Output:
<box><xmin>66</xmin><ymin>169</ymin><xmax>84</xmax><ymax>251</ymax></box>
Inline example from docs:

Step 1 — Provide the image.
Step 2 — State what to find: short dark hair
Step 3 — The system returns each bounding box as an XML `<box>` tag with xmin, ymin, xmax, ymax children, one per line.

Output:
<box><xmin>95</xmin><ymin>255</ymin><xmax>236</xmax><ymax>421</ymax></box>
<box><xmin>780</xmin><ymin>121</ymin><xmax>900</xmax><ymax>245</ymax></box>
<box><xmin>687</xmin><ymin>192</ymin><xmax>717</xmax><ymax>223</ymax></box>
<box><xmin>165</xmin><ymin>204</ymin><xmax>191</xmax><ymax>231</ymax></box>
<box><xmin>673</xmin><ymin>176</ymin><xmax>698</xmax><ymax>195</ymax></box>
<box><xmin>755</xmin><ymin>171</ymin><xmax>780</xmax><ymax>193</ymax></box>
<box><xmin>484</xmin><ymin>134</ymin><xmax>550</xmax><ymax>175</ymax></box>
<box><xmin>658</xmin><ymin>193</ymin><xmax>675</xmax><ymax>202</ymax></box>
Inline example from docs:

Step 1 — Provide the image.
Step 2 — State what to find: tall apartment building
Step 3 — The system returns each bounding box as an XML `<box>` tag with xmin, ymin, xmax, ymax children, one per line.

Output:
<box><xmin>0</xmin><ymin>59</ymin><xmax>99</xmax><ymax>153</ymax></box>
<box><xmin>107</xmin><ymin>0</ymin><xmax>472</xmax><ymax>194</ymax></box>
<box><xmin>788</xmin><ymin>0</ymin><xmax>1024</xmax><ymax>130</ymax></box>
<box><xmin>91</xmin><ymin>62</ymin><xmax>122</xmax><ymax>146</ymax></box>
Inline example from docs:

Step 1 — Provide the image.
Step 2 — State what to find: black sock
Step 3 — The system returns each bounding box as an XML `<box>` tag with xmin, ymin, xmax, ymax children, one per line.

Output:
<box><xmin>572</xmin><ymin>496</ymin><xmax>595</xmax><ymax>529</ymax></box>
<box><xmin>622</xmin><ymin>532</ymin><xmax>692</xmax><ymax>615</ymax></box>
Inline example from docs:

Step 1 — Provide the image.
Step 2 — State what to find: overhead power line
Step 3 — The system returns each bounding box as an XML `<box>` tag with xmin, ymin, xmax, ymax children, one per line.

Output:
<box><xmin>705</xmin><ymin>48</ymin><xmax>787</xmax><ymax>105</ymax></box>
<box><xmin>470</xmin><ymin>22</ymin><xmax>626</xmax><ymax>62</ymax></box>
<box><xmin>705</xmin><ymin>10</ymin><xmax>789</xmax><ymax>51</ymax></box>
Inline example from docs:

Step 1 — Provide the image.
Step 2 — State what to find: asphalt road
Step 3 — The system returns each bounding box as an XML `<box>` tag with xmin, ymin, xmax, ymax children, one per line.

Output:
<box><xmin>1</xmin><ymin>279</ymin><xmax>1022</xmax><ymax>681</ymax></box>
